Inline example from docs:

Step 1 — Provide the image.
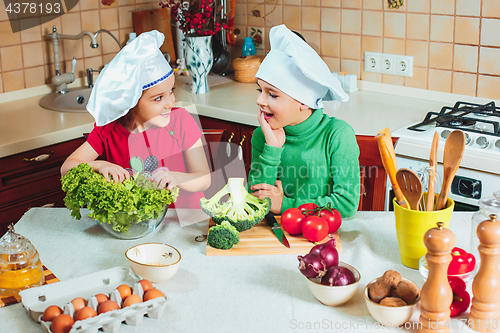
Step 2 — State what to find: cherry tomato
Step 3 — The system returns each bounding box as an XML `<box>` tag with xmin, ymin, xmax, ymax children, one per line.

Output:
<box><xmin>281</xmin><ymin>208</ymin><xmax>305</xmax><ymax>235</ymax></box>
<box><xmin>298</xmin><ymin>203</ymin><xmax>318</xmax><ymax>217</ymax></box>
<box><xmin>319</xmin><ymin>208</ymin><xmax>342</xmax><ymax>233</ymax></box>
<box><xmin>302</xmin><ymin>216</ymin><xmax>329</xmax><ymax>242</ymax></box>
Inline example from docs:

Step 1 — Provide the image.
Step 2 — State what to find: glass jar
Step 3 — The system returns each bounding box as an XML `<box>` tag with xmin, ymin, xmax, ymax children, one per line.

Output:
<box><xmin>470</xmin><ymin>190</ymin><xmax>500</xmax><ymax>274</ymax></box>
<box><xmin>0</xmin><ymin>225</ymin><xmax>44</xmax><ymax>297</ymax></box>
<box><xmin>242</xmin><ymin>37</ymin><xmax>256</xmax><ymax>56</ymax></box>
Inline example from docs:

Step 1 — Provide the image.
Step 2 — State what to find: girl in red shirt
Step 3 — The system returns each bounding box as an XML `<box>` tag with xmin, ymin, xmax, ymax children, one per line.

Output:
<box><xmin>61</xmin><ymin>31</ymin><xmax>210</xmax><ymax>208</ymax></box>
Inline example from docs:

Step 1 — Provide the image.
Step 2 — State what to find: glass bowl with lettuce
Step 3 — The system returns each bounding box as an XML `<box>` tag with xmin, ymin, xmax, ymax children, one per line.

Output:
<box><xmin>61</xmin><ymin>163</ymin><xmax>179</xmax><ymax>239</ymax></box>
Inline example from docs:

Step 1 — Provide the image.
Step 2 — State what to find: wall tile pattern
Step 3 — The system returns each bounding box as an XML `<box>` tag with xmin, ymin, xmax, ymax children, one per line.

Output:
<box><xmin>1</xmin><ymin>0</ymin><xmax>500</xmax><ymax>100</ymax></box>
<box><xmin>0</xmin><ymin>0</ymin><xmax>158</xmax><ymax>93</ymax></box>
<box><xmin>233</xmin><ymin>0</ymin><xmax>500</xmax><ymax>99</ymax></box>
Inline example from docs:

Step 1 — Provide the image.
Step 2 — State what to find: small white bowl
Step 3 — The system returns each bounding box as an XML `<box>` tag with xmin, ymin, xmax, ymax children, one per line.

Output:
<box><xmin>304</xmin><ymin>262</ymin><xmax>361</xmax><ymax>307</ymax></box>
<box><xmin>364</xmin><ymin>277</ymin><xmax>420</xmax><ymax>327</ymax></box>
<box><xmin>125</xmin><ymin>243</ymin><xmax>181</xmax><ymax>283</ymax></box>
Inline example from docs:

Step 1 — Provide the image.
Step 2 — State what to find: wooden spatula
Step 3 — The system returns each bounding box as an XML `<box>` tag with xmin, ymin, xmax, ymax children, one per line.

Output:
<box><xmin>426</xmin><ymin>132</ymin><xmax>439</xmax><ymax>211</ymax></box>
<box><xmin>435</xmin><ymin>130</ymin><xmax>466</xmax><ymax>210</ymax></box>
<box><xmin>396</xmin><ymin>168</ymin><xmax>423</xmax><ymax>210</ymax></box>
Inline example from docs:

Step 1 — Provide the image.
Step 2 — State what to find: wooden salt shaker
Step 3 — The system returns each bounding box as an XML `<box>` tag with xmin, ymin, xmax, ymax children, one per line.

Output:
<box><xmin>419</xmin><ymin>222</ymin><xmax>455</xmax><ymax>333</ymax></box>
<box><xmin>468</xmin><ymin>214</ymin><xmax>500</xmax><ymax>332</ymax></box>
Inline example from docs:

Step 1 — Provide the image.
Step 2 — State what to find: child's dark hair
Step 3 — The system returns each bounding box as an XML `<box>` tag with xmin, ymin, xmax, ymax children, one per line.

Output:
<box><xmin>292</xmin><ymin>31</ymin><xmax>306</xmax><ymax>42</ymax></box>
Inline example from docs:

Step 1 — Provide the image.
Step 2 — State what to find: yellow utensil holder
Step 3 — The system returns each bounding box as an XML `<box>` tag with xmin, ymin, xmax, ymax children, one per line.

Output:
<box><xmin>394</xmin><ymin>195</ymin><xmax>454</xmax><ymax>269</ymax></box>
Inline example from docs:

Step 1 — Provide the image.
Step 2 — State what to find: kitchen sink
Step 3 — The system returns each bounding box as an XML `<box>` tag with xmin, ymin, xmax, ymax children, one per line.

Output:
<box><xmin>39</xmin><ymin>88</ymin><xmax>92</xmax><ymax>113</ymax></box>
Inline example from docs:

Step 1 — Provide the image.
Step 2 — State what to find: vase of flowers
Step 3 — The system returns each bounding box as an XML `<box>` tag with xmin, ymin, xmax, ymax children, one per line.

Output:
<box><xmin>161</xmin><ymin>0</ymin><xmax>228</xmax><ymax>94</ymax></box>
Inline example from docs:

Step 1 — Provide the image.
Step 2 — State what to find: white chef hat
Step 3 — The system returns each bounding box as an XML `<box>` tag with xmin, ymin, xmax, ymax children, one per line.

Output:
<box><xmin>255</xmin><ymin>25</ymin><xmax>349</xmax><ymax>109</ymax></box>
<box><xmin>87</xmin><ymin>30</ymin><xmax>173</xmax><ymax>126</ymax></box>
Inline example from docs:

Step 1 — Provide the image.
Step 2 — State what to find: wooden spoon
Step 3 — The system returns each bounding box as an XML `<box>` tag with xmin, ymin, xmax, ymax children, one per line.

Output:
<box><xmin>435</xmin><ymin>130</ymin><xmax>466</xmax><ymax>210</ymax></box>
<box><xmin>426</xmin><ymin>132</ymin><xmax>439</xmax><ymax>211</ymax></box>
<box><xmin>396</xmin><ymin>168</ymin><xmax>423</xmax><ymax>211</ymax></box>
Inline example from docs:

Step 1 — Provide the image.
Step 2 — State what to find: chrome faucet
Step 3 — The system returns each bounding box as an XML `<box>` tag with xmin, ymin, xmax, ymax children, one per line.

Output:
<box><xmin>49</xmin><ymin>25</ymin><xmax>98</xmax><ymax>93</ymax></box>
<box><xmin>48</xmin><ymin>26</ymin><xmax>122</xmax><ymax>93</ymax></box>
<box><xmin>86</xmin><ymin>68</ymin><xmax>101</xmax><ymax>88</ymax></box>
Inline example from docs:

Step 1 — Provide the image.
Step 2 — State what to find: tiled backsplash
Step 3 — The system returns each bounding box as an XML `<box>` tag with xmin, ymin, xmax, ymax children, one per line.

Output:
<box><xmin>1</xmin><ymin>0</ymin><xmax>500</xmax><ymax>100</ymax></box>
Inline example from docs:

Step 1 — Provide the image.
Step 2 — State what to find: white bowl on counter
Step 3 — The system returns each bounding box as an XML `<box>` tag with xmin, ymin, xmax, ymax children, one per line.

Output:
<box><xmin>125</xmin><ymin>243</ymin><xmax>181</xmax><ymax>283</ymax></box>
<box><xmin>304</xmin><ymin>262</ymin><xmax>361</xmax><ymax>307</ymax></box>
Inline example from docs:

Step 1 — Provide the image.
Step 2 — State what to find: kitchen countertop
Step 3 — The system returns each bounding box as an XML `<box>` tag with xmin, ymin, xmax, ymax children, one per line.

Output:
<box><xmin>1</xmin><ymin>208</ymin><xmax>480</xmax><ymax>333</ymax></box>
<box><xmin>3</xmin><ymin>74</ymin><xmax>497</xmax><ymax>159</ymax></box>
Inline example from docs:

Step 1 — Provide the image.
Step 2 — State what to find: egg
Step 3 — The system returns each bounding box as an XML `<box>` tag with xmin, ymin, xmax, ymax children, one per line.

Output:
<box><xmin>116</xmin><ymin>284</ymin><xmax>132</xmax><ymax>300</ymax></box>
<box><xmin>41</xmin><ymin>305</ymin><xmax>63</xmax><ymax>322</ymax></box>
<box><xmin>94</xmin><ymin>293</ymin><xmax>109</xmax><ymax>305</ymax></box>
<box><xmin>143</xmin><ymin>289</ymin><xmax>165</xmax><ymax>302</ymax></box>
<box><xmin>122</xmin><ymin>294</ymin><xmax>143</xmax><ymax>307</ymax></box>
<box><xmin>50</xmin><ymin>314</ymin><xmax>74</xmax><ymax>333</ymax></box>
<box><xmin>70</xmin><ymin>297</ymin><xmax>87</xmax><ymax>312</ymax></box>
<box><xmin>98</xmin><ymin>300</ymin><xmax>120</xmax><ymax>314</ymax></box>
<box><xmin>138</xmin><ymin>279</ymin><xmax>154</xmax><ymax>293</ymax></box>
<box><xmin>74</xmin><ymin>306</ymin><xmax>97</xmax><ymax>321</ymax></box>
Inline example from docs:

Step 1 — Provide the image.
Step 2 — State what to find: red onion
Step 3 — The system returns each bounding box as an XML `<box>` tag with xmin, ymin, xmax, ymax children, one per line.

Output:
<box><xmin>297</xmin><ymin>254</ymin><xmax>327</xmax><ymax>279</ymax></box>
<box><xmin>321</xmin><ymin>266</ymin><xmax>356</xmax><ymax>286</ymax></box>
<box><xmin>309</xmin><ymin>238</ymin><xmax>338</xmax><ymax>268</ymax></box>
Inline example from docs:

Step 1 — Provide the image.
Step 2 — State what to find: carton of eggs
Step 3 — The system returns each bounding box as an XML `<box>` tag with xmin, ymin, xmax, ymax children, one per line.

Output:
<box><xmin>20</xmin><ymin>267</ymin><xmax>167</xmax><ymax>333</ymax></box>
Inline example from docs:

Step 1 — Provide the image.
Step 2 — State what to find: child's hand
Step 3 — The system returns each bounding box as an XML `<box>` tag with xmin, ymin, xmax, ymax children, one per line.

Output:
<box><xmin>97</xmin><ymin>162</ymin><xmax>130</xmax><ymax>183</ymax></box>
<box><xmin>151</xmin><ymin>168</ymin><xmax>180</xmax><ymax>190</ymax></box>
<box><xmin>258</xmin><ymin>110</ymin><xmax>286</xmax><ymax>148</ymax></box>
<box><xmin>251</xmin><ymin>180</ymin><xmax>284</xmax><ymax>214</ymax></box>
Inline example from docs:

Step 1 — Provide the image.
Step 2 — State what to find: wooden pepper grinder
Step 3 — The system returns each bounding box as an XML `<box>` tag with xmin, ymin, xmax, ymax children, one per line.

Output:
<box><xmin>468</xmin><ymin>214</ymin><xmax>500</xmax><ymax>332</ymax></box>
<box><xmin>419</xmin><ymin>222</ymin><xmax>455</xmax><ymax>333</ymax></box>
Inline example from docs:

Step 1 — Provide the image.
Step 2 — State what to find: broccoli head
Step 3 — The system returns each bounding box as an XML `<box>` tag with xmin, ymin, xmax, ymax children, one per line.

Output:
<box><xmin>200</xmin><ymin>178</ymin><xmax>271</xmax><ymax>232</ymax></box>
<box><xmin>207</xmin><ymin>221</ymin><xmax>240</xmax><ymax>250</ymax></box>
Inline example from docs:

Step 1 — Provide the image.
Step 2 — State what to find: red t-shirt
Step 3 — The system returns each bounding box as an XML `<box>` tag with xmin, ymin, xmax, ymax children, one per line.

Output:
<box><xmin>87</xmin><ymin>107</ymin><xmax>204</xmax><ymax>208</ymax></box>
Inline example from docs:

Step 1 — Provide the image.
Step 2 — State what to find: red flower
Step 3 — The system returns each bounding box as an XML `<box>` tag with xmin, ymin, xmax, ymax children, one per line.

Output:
<box><xmin>161</xmin><ymin>0</ymin><xmax>219</xmax><ymax>36</ymax></box>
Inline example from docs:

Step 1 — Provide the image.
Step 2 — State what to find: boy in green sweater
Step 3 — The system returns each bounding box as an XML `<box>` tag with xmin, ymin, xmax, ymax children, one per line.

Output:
<box><xmin>248</xmin><ymin>25</ymin><xmax>360</xmax><ymax>217</ymax></box>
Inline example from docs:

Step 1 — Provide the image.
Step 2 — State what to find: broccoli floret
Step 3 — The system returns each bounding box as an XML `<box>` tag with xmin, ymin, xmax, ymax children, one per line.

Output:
<box><xmin>200</xmin><ymin>178</ymin><xmax>271</xmax><ymax>232</ymax></box>
<box><xmin>207</xmin><ymin>221</ymin><xmax>240</xmax><ymax>250</ymax></box>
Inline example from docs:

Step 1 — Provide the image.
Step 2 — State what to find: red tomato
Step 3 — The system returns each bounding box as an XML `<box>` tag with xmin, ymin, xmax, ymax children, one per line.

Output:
<box><xmin>281</xmin><ymin>208</ymin><xmax>305</xmax><ymax>235</ymax></box>
<box><xmin>298</xmin><ymin>203</ymin><xmax>318</xmax><ymax>217</ymax></box>
<box><xmin>319</xmin><ymin>209</ymin><xmax>342</xmax><ymax>233</ymax></box>
<box><xmin>301</xmin><ymin>216</ymin><xmax>329</xmax><ymax>242</ymax></box>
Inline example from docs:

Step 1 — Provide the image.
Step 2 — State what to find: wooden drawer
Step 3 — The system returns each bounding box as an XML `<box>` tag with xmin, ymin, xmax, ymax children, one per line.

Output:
<box><xmin>0</xmin><ymin>189</ymin><xmax>65</xmax><ymax>236</ymax></box>
<box><xmin>0</xmin><ymin>138</ymin><xmax>85</xmax><ymax>177</ymax></box>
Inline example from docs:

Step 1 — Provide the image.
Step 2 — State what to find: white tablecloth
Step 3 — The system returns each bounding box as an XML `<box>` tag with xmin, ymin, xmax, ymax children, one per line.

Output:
<box><xmin>0</xmin><ymin>208</ymin><xmax>487</xmax><ymax>333</ymax></box>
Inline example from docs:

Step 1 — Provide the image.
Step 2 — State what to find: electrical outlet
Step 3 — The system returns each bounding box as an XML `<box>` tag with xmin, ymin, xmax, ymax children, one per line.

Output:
<box><xmin>364</xmin><ymin>52</ymin><xmax>413</xmax><ymax>77</ymax></box>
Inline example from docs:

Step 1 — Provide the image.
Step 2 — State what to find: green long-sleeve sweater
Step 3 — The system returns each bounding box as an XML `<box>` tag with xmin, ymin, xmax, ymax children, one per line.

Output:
<box><xmin>248</xmin><ymin>109</ymin><xmax>360</xmax><ymax>217</ymax></box>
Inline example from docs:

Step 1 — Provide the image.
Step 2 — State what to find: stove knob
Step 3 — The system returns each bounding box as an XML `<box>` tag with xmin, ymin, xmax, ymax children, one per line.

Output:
<box><xmin>441</xmin><ymin>130</ymin><xmax>451</xmax><ymax>140</ymax></box>
<box><xmin>464</xmin><ymin>133</ymin><xmax>472</xmax><ymax>145</ymax></box>
<box><xmin>476</xmin><ymin>136</ymin><xmax>489</xmax><ymax>149</ymax></box>
<box><xmin>495</xmin><ymin>139</ymin><xmax>500</xmax><ymax>151</ymax></box>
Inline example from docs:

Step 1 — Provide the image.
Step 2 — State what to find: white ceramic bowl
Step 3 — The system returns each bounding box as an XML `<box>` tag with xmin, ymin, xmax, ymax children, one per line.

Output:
<box><xmin>304</xmin><ymin>262</ymin><xmax>361</xmax><ymax>306</ymax></box>
<box><xmin>364</xmin><ymin>277</ymin><xmax>420</xmax><ymax>327</ymax></box>
<box><xmin>125</xmin><ymin>243</ymin><xmax>181</xmax><ymax>283</ymax></box>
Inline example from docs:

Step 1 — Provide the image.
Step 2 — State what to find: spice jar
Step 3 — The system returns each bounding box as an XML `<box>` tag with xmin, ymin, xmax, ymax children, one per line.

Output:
<box><xmin>0</xmin><ymin>224</ymin><xmax>44</xmax><ymax>297</ymax></box>
<box><xmin>470</xmin><ymin>191</ymin><xmax>500</xmax><ymax>274</ymax></box>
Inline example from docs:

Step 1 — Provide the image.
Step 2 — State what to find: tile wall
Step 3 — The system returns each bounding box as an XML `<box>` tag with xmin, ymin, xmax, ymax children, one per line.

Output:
<box><xmin>233</xmin><ymin>0</ymin><xmax>500</xmax><ymax>99</ymax></box>
<box><xmin>1</xmin><ymin>0</ymin><xmax>500</xmax><ymax>100</ymax></box>
<box><xmin>0</xmin><ymin>0</ymin><xmax>158</xmax><ymax>93</ymax></box>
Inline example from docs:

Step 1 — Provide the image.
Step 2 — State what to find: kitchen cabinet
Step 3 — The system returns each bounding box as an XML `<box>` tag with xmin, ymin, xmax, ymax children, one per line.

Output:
<box><xmin>197</xmin><ymin>115</ymin><xmax>254</xmax><ymax>198</ymax></box>
<box><xmin>0</xmin><ymin>137</ymin><xmax>85</xmax><ymax>235</ymax></box>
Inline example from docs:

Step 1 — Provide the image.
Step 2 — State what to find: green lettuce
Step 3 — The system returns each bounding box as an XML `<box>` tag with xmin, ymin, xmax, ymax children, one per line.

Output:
<box><xmin>61</xmin><ymin>163</ymin><xmax>179</xmax><ymax>233</ymax></box>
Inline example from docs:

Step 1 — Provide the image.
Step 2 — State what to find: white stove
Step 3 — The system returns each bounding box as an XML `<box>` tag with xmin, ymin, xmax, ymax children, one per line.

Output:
<box><xmin>386</xmin><ymin>101</ymin><xmax>500</xmax><ymax>211</ymax></box>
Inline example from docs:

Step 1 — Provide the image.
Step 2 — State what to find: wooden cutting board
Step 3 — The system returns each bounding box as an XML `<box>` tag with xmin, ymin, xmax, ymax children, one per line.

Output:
<box><xmin>132</xmin><ymin>8</ymin><xmax>177</xmax><ymax>62</ymax></box>
<box><xmin>206</xmin><ymin>216</ymin><xmax>342</xmax><ymax>256</ymax></box>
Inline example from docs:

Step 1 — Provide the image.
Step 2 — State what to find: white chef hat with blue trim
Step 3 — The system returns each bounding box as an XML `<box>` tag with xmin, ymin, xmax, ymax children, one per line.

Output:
<box><xmin>87</xmin><ymin>30</ymin><xmax>173</xmax><ymax>126</ymax></box>
<box><xmin>256</xmin><ymin>25</ymin><xmax>348</xmax><ymax>109</ymax></box>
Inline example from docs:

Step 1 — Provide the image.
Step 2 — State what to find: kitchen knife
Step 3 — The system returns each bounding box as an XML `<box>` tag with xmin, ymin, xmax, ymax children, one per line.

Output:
<box><xmin>265</xmin><ymin>212</ymin><xmax>290</xmax><ymax>248</ymax></box>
